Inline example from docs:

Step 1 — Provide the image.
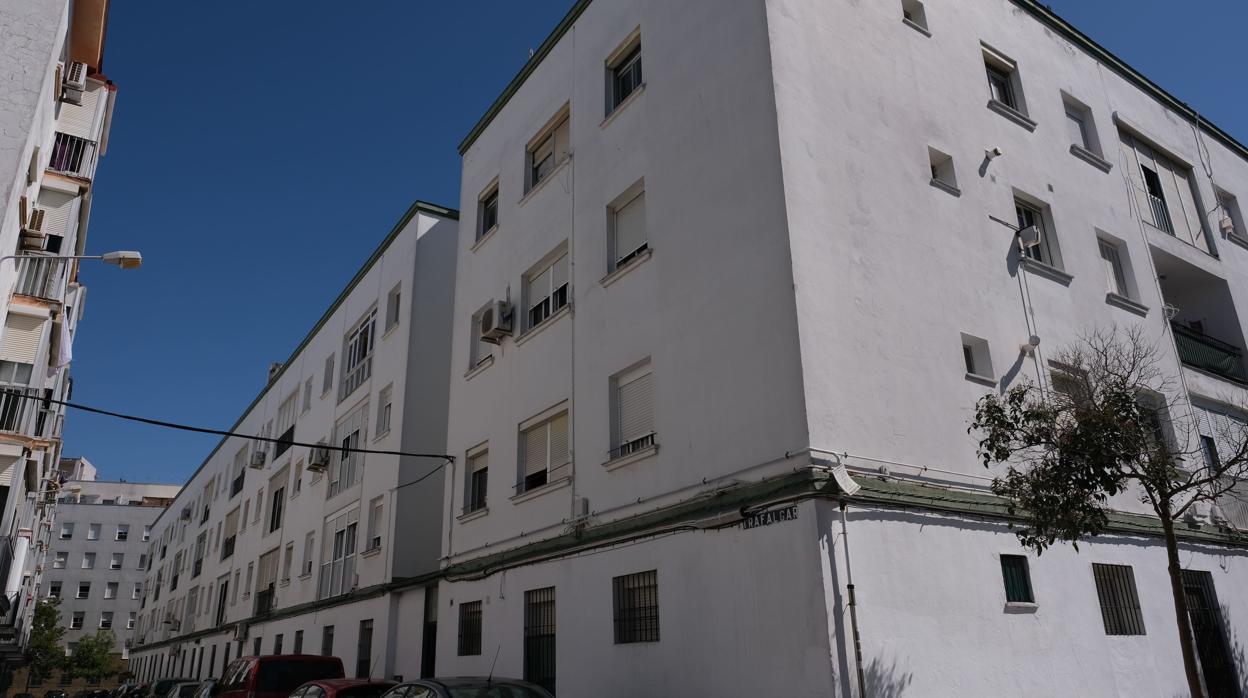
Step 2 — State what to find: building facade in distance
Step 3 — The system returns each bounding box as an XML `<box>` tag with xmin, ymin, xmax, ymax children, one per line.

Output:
<box><xmin>0</xmin><ymin>0</ymin><xmax>118</xmax><ymax>680</ymax></box>
<box><xmin>127</xmin><ymin>202</ymin><xmax>457</xmax><ymax>683</ymax></box>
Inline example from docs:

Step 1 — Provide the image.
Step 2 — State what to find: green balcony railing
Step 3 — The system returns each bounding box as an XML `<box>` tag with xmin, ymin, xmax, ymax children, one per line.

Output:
<box><xmin>1172</xmin><ymin>322</ymin><xmax>1248</xmax><ymax>383</ymax></box>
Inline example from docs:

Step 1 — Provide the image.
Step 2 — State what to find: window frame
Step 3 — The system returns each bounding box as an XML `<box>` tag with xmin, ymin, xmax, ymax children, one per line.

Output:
<box><xmin>606</xmin><ymin>33</ymin><xmax>643</xmax><ymax>116</ymax></box>
<box><xmin>340</xmin><ymin>308</ymin><xmax>377</xmax><ymax>403</ymax></box>
<box><xmin>477</xmin><ymin>181</ymin><xmax>499</xmax><ymax>241</ymax></box>
<box><xmin>525</xmin><ymin>107</ymin><xmax>571</xmax><ymax>193</ymax></box>
<box><xmin>613</xmin><ymin>570</ymin><xmax>660</xmax><ymax>644</ymax></box>
<box><xmin>610</xmin><ymin>360</ymin><xmax>656</xmax><ymax>460</ymax></box>
<box><xmin>1092</xmin><ymin>563</ymin><xmax>1147</xmax><ymax>635</ymax></box>
<box><xmin>458</xmin><ymin>600</ymin><xmax>483</xmax><ymax>656</ymax></box>
<box><xmin>1014</xmin><ymin>196</ymin><xmax>1062</xmax><ymax>270</ymax></box>
<box><xmin>517</xmin><ymin>408</ymin><xmax>571</xmax><ymax>495</ymax></box>
<box><xmin>999</xmin><ymin>554</ymin><xmax>1034</xmax><ymax>604</ymax></box>
<box><xmin>608</xmin><ymin>182</ymin><xmax>648</xmax><ymax>272</ymax></box>
<box><xmin>522</xmin><ymin>248</ymin><xmax>570</xmax><ymax>332</ymax></box>
<box><xmin>465</xmin><ymin>445</ymin><xmax>489</xmax><ymax>514</ymax></box>
<box><xmin>385</xmin><ymin>284</ymin><xmax>402</xmax><ymax>333</ymax></box>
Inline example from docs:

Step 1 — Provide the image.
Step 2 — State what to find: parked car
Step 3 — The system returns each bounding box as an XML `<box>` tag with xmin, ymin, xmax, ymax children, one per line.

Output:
<box><xmin>218</xmin><ymin>655</ymin><xmax>345</xmax><ymax>698</ymax></box>
<box><xmin>191</xmin><ymin>679</ymin><xmax>216</xmax><ymax>698</ymax></box>
<box><xmin>43</xmin><ymin>690</ymin><xmax>67</xmax><ymax>698</ymax></box>
<box><xmin>148</xmin><ymin>678</ymin><xmax>195</xmax><ymax>698</ymax></box>
<box><xmin>378</xmin><ymin>679</ymin><xmax>554</xmax><ymax>698</ymax></box>
<box><xmin>289</xmin><ymin>679</ymin><xmax>395</xmax><ymax>698</ymax></box>
<box><xmin>14</xmin><ymin>692</ymin><xmax>35</xmax><ymax>698</ymax></box>
<box><xmin>162</xmin><ymin>683</ymin><xmax>200</xmax><ymax>698</ymax></box>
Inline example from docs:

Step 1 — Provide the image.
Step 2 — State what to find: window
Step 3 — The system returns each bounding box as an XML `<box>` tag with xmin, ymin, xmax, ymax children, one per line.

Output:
<box><xmin>961</xmin><ymin>333</ymin><xmax>993</xmax><ymax>381</ymax></box>
<box><xmin>1120</xmin><ymin>131</ymin><xmax>1212</xmax><ymax>252</ymax></box>
<box><xmin>82</xmin><ymin>552</ymin><xmax>96</xmax><ymax>569</ymax></box>
<box><xmin>470</xmin><ymin>305</ymin><xmax>496</xmax><ymax>369</ymax></box>
<box><xmin>100</xmin><ymin>612</ymin><xmax>113</xmax><ymax>629</ymax></box>
<box><xmin>366</xmin><ymin>497</ymin><xmax>383</xmax><ymax>551</ymax></box>
<box><xmin>115</xmin><ymin>524</ymin><xmax>129</xmax><ymax>541</ymax></box>
<box><xmin>139</xmin><ymin>553</ymin><xmax>148</xmax><ymax>569</ymax></box>
<box><xmin>254</xmin><ymin>490</ymin><xmax>263</xmax><ymax>522</ymax></box>
<box><xmin>523</xmin><ymin>587</ymin><xmax>556</xmax><ymax>694</ymax></box>
<box><xmin>524</xmin><ymin>251</ymin><xmax>569</xmax><ymax>331</ymax></box>
<box><xmin>53</xmin><ymin>551</ymin><xmax>67</xmax><ymax>568</ymax></box>
<box><xmin>321</xmin><ymin>625</ymin><xmax>335</xmax><ymax>657</ymax></box>
<box><xmin>1217</xmin><ymin>188</ymin><xmax>1245</xmax><ymax>240</ymax></box>
<box><xmin>609</xmin><ymin>186</ymin><xmax>647</xmax><ymax>271</ymax></box>
<box><xmin>318</xmin><ymin>508</ymin><xmax>359</xmax><ymax>599</ymax></box>
<box><xmin>127</xmin><ymin>612</ymin><xmax>136</xmax><ymax>629</ymax></box>
<box><xmin>519</xmin><ymin>411</ymin><xmax>570</xmax><ymax>493</ymax></box>
<box><xmin>133</xmin><ymin>583</ymin><xmax>141</xmax><ymax>600</ymax></box>
<box><xmin>294</xmin><ymin>630</ymin><xmax>304</xmax><ymax>654</ymax></box>
<box><xmin>60</xmin><ymin>522</ymin><xmax>74</xmax><ymax>539</ymax></box>
<box><xmin>1092</xmin><ymin>563</ymin><xmax>1146</xmax><ymax>635</ymax></box>
<box><xmin>1000</xmin><ymin>555</ymin><xmax>1034</xmax><ymax>603</ymax></box>
<box><xmin>611</xmin><ymin>361</ymin><xmax>655</xmax><ymax>459</ymax></box>
<box><xmin>274</xmin><ymin>634</ymin><xmax>283</xmax><ymax>655</ymax></box>
<box><xmin>294</xmin><ymin>460</ymin><xmax>304</xmax><ymax>496</ymax></box>
<box><xmin>377</xmin><ymin>386</ymin><xmax>392</xmax><ymax>437</ymax></box>
<box><xmin>323</xmin><ymin>353</ymin><xmax>335</xmax><ymax>395</ymax></box>
<box><xmin>356</xmin><ymin>619</ymin><xmax>373</xmax><ymax>678</ymax></box>
<box><xmin>385</xmin><ymin>285</ymin><xmax>401</xmax><ymax>332</ymax></box>
<box><xmin>328</xmin><ymin>403</ymin><xmax>365</xmax><ymax>498</ymax></box>
<box><xmin>269</xmin><ymin>484</ymin><xmax>286</xmax><ymax>533</ymax></box>
<box><xmin>613</xmin><ymin>570</ymin><xmax>659</xmax><ymax>643</ymax></box>
<box><xmin>282</xmin><ymin>542</ymin><xmax>294</xmax><ymax>582</ymax></box>
<box><xmin>340</xmin><ymin>309</ymin><xmax>376</xmax><ymax>401</ymax></box>
<box><xmin>48</xmin><ymin>581</ymin><xmax>61</xmax><ymax>598</ymax></box>
<box><xmin>526</xmin><ymin>109</ymin><xmax>570</xmax><ymax>192</ymax></box>
<box><xmin>928</xmin><ymin>147</ymin><xmax>958</xmax><ymax>194</ymax></box>
<box><xmin>606</xmin><ymin>36</ymin><xmax>642</xmax><ymax>114</ymax></box>
<box><xmin>1062</xmin><ymin>95</ymin><xmax>1101</xmax><ymax>157</ymax></box>
<box><xmin>70</xmin><ymin>612</ymin><xmax>84</xmax><ymax>629</ymax></box>
<box><xmin>1098</xmin><ymin>238</ymin><xmax>1130</xmax><ymax>298</ymax></box>
<box><xmin>77</xmin><ymin>582</ymin><xmax>90</xmax><ymax>599</ymax></box>
<box><xmin>110</xmin><ymin>553</ymin><xmax>123</xmax><ymax>570</ymax></box>
<box><xmin>143</xmin><ymin>525</ymin><xmax>151</xmax><ymax>542</ymax></box>
<box><xmin>303</xmin><ymin>531</ymin><xmax>315</xmax><ymax>576</ymax></box>
<box><xmin>1015</xmin><ymin>198</ymin><xmax>1061</xmax><ymax>268</ymax></box>
<box><xmin>465</xmin><ymin>448</ymin><xmax>488</xmax><ymax>513</ymax></box>
<box><xmin>303</xmin><ymin>377</ymin><xmax>314</xmax><ymax>413</ymax></box>
<box><xmin>458</xmin><ymin>601</ymin><xmax>483</xmax><ymax>656</ymax></box>
<box><xmin>276</xmin><ymin>392</ymin><xmax>298</xmax><ymax>458</ymax></box>
<box><xmin>902</xmin><ymin>0</ymin><xmax>928</xmax><ymax>32</ymax></box>
<box><xmin>477</xmin><ymin>184</ymin><xmax>499</xmax><ymax>240</ymax></box>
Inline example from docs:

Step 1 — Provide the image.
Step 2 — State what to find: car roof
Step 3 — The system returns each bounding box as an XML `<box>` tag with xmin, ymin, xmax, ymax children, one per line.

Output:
<box><xmin>417</xmin><ymin>678</ymin><xmax>536</xmax><ymax>688</ymax></box>
<box><xmin>307</xmin><ymin>680</ymin><xmax>395</xmax><ymax>689</ymax></box>
<box><xmin>237</xmin><ymin>654</ymin><xmax>340</xmax><ymax>662</ymax></box>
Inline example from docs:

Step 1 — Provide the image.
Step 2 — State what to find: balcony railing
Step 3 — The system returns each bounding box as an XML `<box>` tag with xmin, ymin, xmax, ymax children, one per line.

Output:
<box><xmin>14</xmin><ymin>255</ymin><xmax>68</xmax><ymax>301</ymax></box>
<box><xmin>0</xmin><ymin>386</ymin><xmax>45</xmax><ymax>436</ymax></box>
<box><xmin>254</xmin><ymin>584</ymin><xmax>276</xmax><ymax>617</ymax></box>
<box><xmin>1172</xmin><ymin>322</ymin><xmax>1248</xmax><ymax>383</ymax></box>
<box><xmin>1148</xmin><ymin>193</ymin><xmax>1175</xmax><ymax>235</ymax></box>
<box><xmin>339</xmin><ymin>356</ymin><xmax>372</xmax><ymax>403</ymax></box>
<box><xmin>48</xmin><ymin>132</ymin><xmax>97</xmax><ymax>179</ymax></box>
<box><xmin>274</xmin><ymin>425</ymin><xmax>295</xmax><ymax>459</ymax></box>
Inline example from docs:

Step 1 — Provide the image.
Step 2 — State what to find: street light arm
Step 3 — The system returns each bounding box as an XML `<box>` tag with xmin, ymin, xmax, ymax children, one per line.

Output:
<box><xmin>0</xmin><ymin>250</ymin><xmax>142</xmax><ymax>269</ymax></box>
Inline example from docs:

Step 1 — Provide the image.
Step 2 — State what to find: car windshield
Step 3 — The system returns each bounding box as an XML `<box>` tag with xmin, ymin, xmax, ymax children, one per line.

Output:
<box><xmin>337</xmin><ymin>687</ymin><xmax>393</xmax><ymax>698</ymax></box>
<box><xmin>445</xmin><ymin>686</ymin><xmax>553</xmax><ymax>698</ymax></box>
<box><xmin>176</xmin><ymin>687</ymin><xmax>198</xmax><ymax>698</ymax></box>
<box><xmin>254</xmin><ymin>661</ymin><xmax>343</xmax><ymax>692</ymax></box>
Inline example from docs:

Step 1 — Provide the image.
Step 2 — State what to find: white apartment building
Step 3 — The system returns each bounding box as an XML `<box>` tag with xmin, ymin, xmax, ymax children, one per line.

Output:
<box><xmin>0</xmin><ymin>0</ymin><xmax>116</xmax><ymax>680</ymax></box>
<box><xmin>439</xmin><ymin>0</ymin><xmax>1248</xmax><ymax>696</ymax></box>
<box><xmin>127</xmin><ymin>201</ymin><xmax>458</xmax><ymax>684</ymax></box>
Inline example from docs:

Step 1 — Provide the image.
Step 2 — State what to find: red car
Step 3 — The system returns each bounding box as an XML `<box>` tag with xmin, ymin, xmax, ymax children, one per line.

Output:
<box><xmin>290</xmin><ymin>680</ymin><xmax>397</xmax><ymax>698</ymax></box>
<box><xmin>217</xmin><ymin>655</ymin><xmax>345</xmax><ymax>698</ymax></box>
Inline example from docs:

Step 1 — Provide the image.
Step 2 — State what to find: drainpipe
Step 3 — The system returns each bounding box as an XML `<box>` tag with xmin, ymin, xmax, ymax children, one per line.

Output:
<box><xmin>839</xmin><ymin>502</ymin><xmax>866</xmax><ymax>698</ymax></box>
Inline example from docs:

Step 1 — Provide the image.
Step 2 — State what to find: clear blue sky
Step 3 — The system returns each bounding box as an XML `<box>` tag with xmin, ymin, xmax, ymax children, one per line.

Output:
<box><xmin>67</xmin><ymin>1</ymin><xmax>1248</xmax><ymax>484</ymax></box>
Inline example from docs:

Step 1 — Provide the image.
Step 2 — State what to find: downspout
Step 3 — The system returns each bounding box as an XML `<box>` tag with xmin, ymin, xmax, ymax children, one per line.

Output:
<box><xmin>839</xmin><ymin>501</ymin><xmax>866</xmax><ymax>698</ymax></box>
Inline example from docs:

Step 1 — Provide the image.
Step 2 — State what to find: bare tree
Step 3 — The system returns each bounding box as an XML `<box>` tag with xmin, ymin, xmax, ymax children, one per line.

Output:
<box><xmin>970</xmin><ymin>325</ymin><xmax>1248</xmax><ymax>698</ymax></box>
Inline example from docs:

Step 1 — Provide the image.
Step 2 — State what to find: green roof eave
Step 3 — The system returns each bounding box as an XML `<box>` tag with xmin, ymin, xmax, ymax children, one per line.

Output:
<box><xmin>458</xmin><ymin>0</ymin><xmax>1248</xmax><ymax>163</ymax></box>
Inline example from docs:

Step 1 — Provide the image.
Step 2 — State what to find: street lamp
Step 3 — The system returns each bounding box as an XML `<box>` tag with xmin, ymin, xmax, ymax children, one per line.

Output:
<box><xmin>0</xmin><ymin>250</ymin><xmax>143</xmax><ymax>269</ymax></box>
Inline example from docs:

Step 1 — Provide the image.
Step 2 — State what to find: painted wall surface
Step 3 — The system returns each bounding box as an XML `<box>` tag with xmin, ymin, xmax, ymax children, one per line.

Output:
<box><xmin>129</xmin><ymin>208</ymin><xmax>456</xmax><ymax>673</ymax></box>
<box><xmin>446</xmin><ymin>0</ymin><xmax>808</xmax><ymax>567</ymax></box>
<box><xmin>765</xmin><ymin>0</ymin><xmax>1248</xmax><ymax>508</ymax></box>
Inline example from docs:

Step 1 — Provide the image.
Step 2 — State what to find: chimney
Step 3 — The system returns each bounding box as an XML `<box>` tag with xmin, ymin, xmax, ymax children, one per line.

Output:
<box><xmin>267</xmin><ymin>362</ymin><xmax>283</xmax><ymax>385</ymax></box>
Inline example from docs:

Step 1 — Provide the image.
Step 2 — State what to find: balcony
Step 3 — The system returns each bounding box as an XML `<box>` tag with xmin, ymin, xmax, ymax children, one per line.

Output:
<box><xmin>0</xmin><ymin>387</ymin><xmax>46</xmax><ymax>437</ymax></box>
<box><xmin>254</xmin><ymin>584</ymin><xmax>275</xmax><ymax>617</ymax></box>
<box><xmin>1172</xmin><ymin>323</ymin><xmax>1247</xmax><ymax>383</ymax></box>
<box><xmin>1147</xmin><ymin>192</ymin><xmax>1174</xmax><ymax>236</ymax></box>
<box><xmin>48</xmin><ymin>132</ymin><xmax>97</xmax><ymax>179</ymax></box>
<box><xmin>0</xmin><ymin>536</ymin><xmax>25</xmax><ymax>665</ymax></box>
<box><xmin>13</xmin><ymin>255</ymin><xmax>68</xmax><ymax>302</ymax></box>
<box><xmin>274</xmin><ymin>425</ymin><xmax>295</xmax><ymax>459</ymax></box>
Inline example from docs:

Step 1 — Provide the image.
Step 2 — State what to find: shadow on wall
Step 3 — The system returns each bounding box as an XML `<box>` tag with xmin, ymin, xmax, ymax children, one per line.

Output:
<box><xmin>864</xmin><ymin>656</ymin><xmax>914</xmax><ymax>698</ymax></box>
<box><xmin>1219</xmin><ymin>603</ymin><xmax>1248</xmax><ymax>698</ymax></box>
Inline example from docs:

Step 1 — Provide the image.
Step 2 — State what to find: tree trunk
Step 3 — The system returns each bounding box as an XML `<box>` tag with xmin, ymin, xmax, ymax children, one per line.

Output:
<box><xmin>1160</xmin><ymin>512</ymin><xmax>1206</xmax><ymax>698</ymax></box>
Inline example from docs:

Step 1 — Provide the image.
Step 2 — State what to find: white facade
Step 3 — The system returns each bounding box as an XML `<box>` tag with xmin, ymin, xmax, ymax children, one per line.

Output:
<box><xmin>127</xmin><ymin>202</ymin><xmax>457</xmax><ymax>684</ymax></box>
<box><xmin>439</xmin><ymin>0</ymin><xmax>1248</xmax><ymax>696</ymax></box>
<box><xmin>0</xmin><ymin>0</ymin><xmax>118</xmax><ymax>677</ymax></box>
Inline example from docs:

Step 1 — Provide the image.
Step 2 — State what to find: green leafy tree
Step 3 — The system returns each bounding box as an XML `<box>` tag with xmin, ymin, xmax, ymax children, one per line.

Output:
<box><xmin>67</xmin><ymin>628</ymin><xmax>118</xmax><ymax>682</ymax></box>
<box><xmin>970</xmin><ymin>326</ymin><xmax>1248</xmax><ymax>698</ymax></box>
<box><xmin>25</xmin><ymin>598</ymin><xmax>66</xmax><ymax>687</ymax></box>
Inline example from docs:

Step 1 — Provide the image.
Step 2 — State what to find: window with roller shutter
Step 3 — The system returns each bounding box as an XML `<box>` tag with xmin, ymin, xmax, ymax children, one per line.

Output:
<box><xmin>610</xmin><ymin>188</ymin><xmax>647</xmax><ymax>271</ymax></box>
<box><xmin>0</xmin><ymin>313</ymin><xmax>46</xmax><ymax>385</ymax></box>
<box><xmin>1119</xmin><ymin>130</ymin><xmax>1211</xmax><ymax>254</ymax></box>
<box><xmin>611</xmin><ymin>361</ymin><xmax>655</xmax><ymax>461</ymax></box>
<box><xmin>524</xmin><ymin>252</ymin><xmax>569</xmax><ymax>331</ymax></box>
<box><xmin>465</xmin><ymin>447</ymin><xmax>488</xmax><ymax>513</ymax></box>
<box><xmin>518</xmin><ymin>411</ymin><xmax>570</xmax><ymax>494</ymax></box>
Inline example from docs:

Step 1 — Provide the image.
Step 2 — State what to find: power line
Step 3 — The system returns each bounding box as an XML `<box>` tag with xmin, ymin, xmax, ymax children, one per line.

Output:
<box><xmin>15</xmin><ymin>391</ymin><xmax>454</xmax><ymax>463</ymax></box>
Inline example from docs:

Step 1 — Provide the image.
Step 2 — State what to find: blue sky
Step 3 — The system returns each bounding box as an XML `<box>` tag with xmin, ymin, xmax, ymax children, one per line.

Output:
<box><xmin>67</xmin><ymin>1</ymin><xmax>1248</xmax><ymax>484</ymax></box>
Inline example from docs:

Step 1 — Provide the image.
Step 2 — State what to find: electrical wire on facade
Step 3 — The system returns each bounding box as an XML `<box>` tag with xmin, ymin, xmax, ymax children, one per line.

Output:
<box><xmin>5</xmin><ymin>391</ymin><xmax>455</xmax><ymax>462</ymax></box>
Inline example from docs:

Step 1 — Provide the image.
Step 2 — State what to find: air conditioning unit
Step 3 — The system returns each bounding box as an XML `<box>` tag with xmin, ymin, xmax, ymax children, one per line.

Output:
<box><xmin>22</xmin><ymin>209</ymin><xmax>44</xmax><ymax>234</ymax></box>
<box><xmin>62</xmin><ymin>61</ymin><xmax>87</xmax><ymax>104</ymax></box>
<box><xmin>479</xmin><ymin>300</ymin><xmax>514</xmax><ymax>344</ymax></box>
<box><xmin>307</xmin><ymin>444</ymin><xmax>330</xmax><ymax>472</ymax></box>
<box><xmin>249</xmin><ymin>450</ymin><xmax>267</xmax><ymax>469</ymax></box>
<box><xmin>234</xmin><ymin>623</ymin><xmax>249</xmax><ymax>641</ymax></box>
<box><xmin>21</xmin><ymin>234</ymin><xmax>47</xmax><ymax>252</ymax></box>
<box><xmin>179</xmin><ymin>508</ymin><xmax>192</xmax><ymax>521</ymax></box>
<box><xmin>1221</xmin><ymin>215</ymin><xmax>1237</xmax><ymax>237</ymax></box>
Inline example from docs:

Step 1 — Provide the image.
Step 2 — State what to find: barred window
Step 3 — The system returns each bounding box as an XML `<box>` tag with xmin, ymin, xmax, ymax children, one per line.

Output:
<box><xmin>524</xmin><ymin>587</ymin><xmax>556</xmax><ymax>694</ymax></box>
<box><xmin>458</xmin><ymin>601</ymin><xmax>483</xmax><ymax>656</ymax></box>
<box><xmin>613</xmin><ymin>570</ymin><xmax>659</xmax><ymax>643</ymax></box>
<box><xmin>1092</xmin><ymin>563</ymin><xmax>1146</xmax><ymax>635</ymax></box>
<box><xmin>1000</xmin><ymin>555</ymin><xmax>1033</xmax><ymax>603</ymax></box>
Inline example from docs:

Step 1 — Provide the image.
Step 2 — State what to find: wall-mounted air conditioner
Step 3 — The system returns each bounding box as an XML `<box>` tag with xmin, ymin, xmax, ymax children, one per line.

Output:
<box><xmin>249</xmin><ymin>450</ymin><xmax>267</xmax><ymax>469</ymax></box>
<box><xmin>307</xmin><ymin>443</ymin><xmax>330</xmax><ymax>472</ymax></box>
<box><xmin>479</xmin><ymin>300</ymin><xmax>513</xmax><ymax>344</ymax></box>
<box><xmin>62</xmin><ymin>61</ymin><xmax>87</xmax><ymax>104</ymax></box>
